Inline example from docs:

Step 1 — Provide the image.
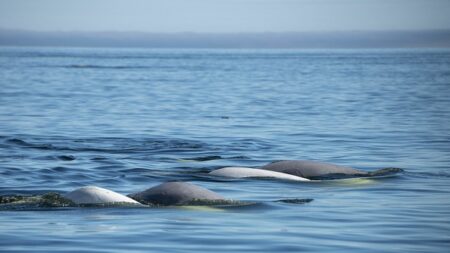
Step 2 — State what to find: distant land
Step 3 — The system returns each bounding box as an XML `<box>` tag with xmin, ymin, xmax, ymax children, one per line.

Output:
<box><xmin>1</xmin><ymin>29</ymin><xmax>450</xmax><ymax>48</ymax></box>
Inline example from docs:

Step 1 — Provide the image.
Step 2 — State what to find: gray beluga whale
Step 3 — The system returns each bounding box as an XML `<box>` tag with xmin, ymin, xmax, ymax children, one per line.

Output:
<box><xmin>260</xmin><ymin>160</ymin><xmax>403</xmax><ymax>180</ymax></box>
<box><xmin>65</xmin><ymin>186</ymin><xmax>141</xmax><ymax>205</ymax></box>
<box><xmin>128</xmin><ymin>182</ymin><xmax>226</xmax><ymax>206</ymax></box>
<box><xmin>209</xmin><ymin>167</ymin><xmax>310</xmax><ymax>181</ymax></box>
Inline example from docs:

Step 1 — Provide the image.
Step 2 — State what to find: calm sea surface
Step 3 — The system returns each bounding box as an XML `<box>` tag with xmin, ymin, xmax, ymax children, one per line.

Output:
<box><xmin>0</xmin><ymin>47</ymin><xmax>449</xmax><ymax>252</ymax></box>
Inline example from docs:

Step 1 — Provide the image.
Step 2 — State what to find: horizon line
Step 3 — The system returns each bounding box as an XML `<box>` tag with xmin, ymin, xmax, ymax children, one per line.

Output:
<box><xmin>1</xmin><ymin>29</ymin><xmax>450</xmax><ymax>49</ymax></box>
<box><xmin>2</xmin><ymin>28</ymin><xmax>450</xmax><ymax>34</ymax></box>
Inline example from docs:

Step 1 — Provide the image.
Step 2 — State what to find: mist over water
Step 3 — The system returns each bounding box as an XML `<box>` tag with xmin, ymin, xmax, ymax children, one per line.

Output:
<box><xmin>0</xmin><ymin>47</ymin><xmax>449</xmax><ymax>252</ymax></box>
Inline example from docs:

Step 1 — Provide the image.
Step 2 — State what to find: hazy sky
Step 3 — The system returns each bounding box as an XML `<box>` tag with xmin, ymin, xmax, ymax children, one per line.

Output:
<box><xmin>0</xmin><ymin>0</ymin><xmax>449</xmax><ymax>33</ymax></box>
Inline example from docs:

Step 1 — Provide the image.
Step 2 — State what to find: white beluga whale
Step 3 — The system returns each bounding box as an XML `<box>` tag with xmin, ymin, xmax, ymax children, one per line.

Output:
<box><xmin>209</xmin><ymin>160</ymin><xmax>403</xmax><ymax>181</ymax></box>
<box><xmin>260</xmin><ymin>160</ymin><xmax>403</xmax><ymax>180</ymax></box>
<box><xmin>209</xmin><ymin>167</ymin><xmax>310</xmax><ymax>181</ymax></box>
<box><xmin>128</xmin><ymin>182</ymin><xmax>226</xmax><ymax>206</ymax></box>
<box><xmin>64</xmin><ymin>186</ymin><xmax>140</xmax><ymax>205</ymax></box>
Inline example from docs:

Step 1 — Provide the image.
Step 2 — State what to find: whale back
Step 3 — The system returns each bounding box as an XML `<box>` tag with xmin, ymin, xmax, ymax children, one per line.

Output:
<box><xmin>210</xmin><ymin>167</ymin><xmax>310</xmax><ymax>181</ymax></box>
<box><xmin>260</xmin><ymin>160</ymin><xmax>368</xmax><ymax>179</ymax></box>
<box><xmin>65</xmin><ymin>186</ymin><xmax>140</xmax><ymax>205</ymax></box>
<box><xmin>128</xmin><ymin>182</ymin><xmax>224</xmax><ymax>206</ymax></box>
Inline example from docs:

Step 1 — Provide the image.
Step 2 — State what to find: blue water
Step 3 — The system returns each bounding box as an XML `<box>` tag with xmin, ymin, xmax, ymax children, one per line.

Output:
<box><xmin>1</xmin><ymin>47</ymin><xmax>450</xmax><ymax>252</ymax></box>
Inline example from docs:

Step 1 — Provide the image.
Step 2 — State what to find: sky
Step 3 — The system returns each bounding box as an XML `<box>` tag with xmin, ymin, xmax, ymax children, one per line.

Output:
<box><xmin>0</xmin><ymin>0</ymin><xmax>450</xmax><ymax>33</ymax></box>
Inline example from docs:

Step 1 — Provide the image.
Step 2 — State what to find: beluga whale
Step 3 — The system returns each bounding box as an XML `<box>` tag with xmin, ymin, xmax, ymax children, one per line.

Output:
<box><xmin>260</xmin><ymin>160</ymin><xmax>403</xmax><ymax>180</ymax></box>
<box><xmin>128</xmin><ymin>182</ymin><xmax>228</xmax><ymax>206</ymax></box>
<box><xmin>210</xmin><ymin>160</ymin><xmax>403</xmax><ymax>181</ymax></box>
<box><xmin>64</xmin><ymin>186</ymin><xmax>141</xmax><ymax>205</ymax></box>
<box><xmin>0</xmin><ymin>182</ymin><xmax>314</xmax><ymax>210</ymax></box>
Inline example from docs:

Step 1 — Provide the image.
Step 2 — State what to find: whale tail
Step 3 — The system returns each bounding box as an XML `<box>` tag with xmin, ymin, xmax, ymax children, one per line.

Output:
<box><xmin>368</xmin><ymin>167</ymin><xmax>404</xmax><ymax>177</ymax></box>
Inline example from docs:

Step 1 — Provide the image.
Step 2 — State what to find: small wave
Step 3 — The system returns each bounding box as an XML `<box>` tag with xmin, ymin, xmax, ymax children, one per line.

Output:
<box><xmin>50</xmin><ymin>166</ymin><xmax>70</xmax><ymax>172</ymax></box>
<box><xmin>181</xmin><ymin>155</ymin><xmax>223</xmax><ymax>162</ymax></box>
<box><xmin>91</xmin><ymin>156</ymin><xmax>108</xmax><ymax>161</ymax></box>
<box><xmin>5</xmin><ymin>138</ymin><xmax>30</xmax><ymax>146</ymax></box>
<box><xmin>4</xmin><ymin>137</ymin><xmax>206</xmax><ymax>154</ymax></box>
<box><xmin>276</xmin><ymin>198</ymin><xmax>313</xmax><ymax>204</ymax></box>
<box><xmin>119</xmin><ymin>168</ymin><xmax>152</xmax><ymax>173</ymax></box>
<box><xmin>65</xmin><ymin>64</ymin><xmax>149</xmax><ymax>69</ymax></box>
<box><xmin>179</xmin><ymin>155</ymin><xmax>250</xmax><ymax>162</ymax></box>
<box><xmin>229</xmin><ymin>155</ymin><xmax>250</xmax><ymax>159</ymax></box>
<box><xmin>5</xmin><ymin>138</ymin><xmax>54</xmax><ymax>150</ymax></box>
<box><xmin>57</xmin><ymin>155</ymin><xmax>76</xmax><ymax>161</ymax></box>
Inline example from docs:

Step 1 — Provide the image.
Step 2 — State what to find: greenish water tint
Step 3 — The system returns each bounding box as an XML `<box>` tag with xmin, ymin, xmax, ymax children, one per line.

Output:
<box><xmin>1</xmin><ymin>47</ymin><xmax>450</xmax><ymax>252</ymax></box>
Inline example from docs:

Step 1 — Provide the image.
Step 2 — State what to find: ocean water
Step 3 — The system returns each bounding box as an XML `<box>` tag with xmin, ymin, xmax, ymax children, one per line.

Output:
<box><xmin>0</xmin><ymin>47</ymin><xmax>449</xmax><ymax>252</ymax></box>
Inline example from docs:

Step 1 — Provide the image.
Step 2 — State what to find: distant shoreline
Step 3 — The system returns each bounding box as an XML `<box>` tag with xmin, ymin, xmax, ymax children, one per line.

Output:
<box><xmin>1</xmin><ymin>29</ymin><xmax>450</xmax><ymax>49</ymax></box>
